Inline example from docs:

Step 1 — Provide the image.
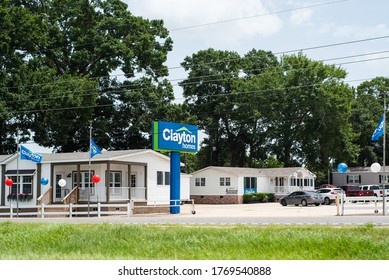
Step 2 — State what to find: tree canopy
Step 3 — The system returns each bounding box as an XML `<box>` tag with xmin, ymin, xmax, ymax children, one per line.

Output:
<box><xmin>351</xmin><ymin>77</ymin><xmax>389</xmax><ymax>167</ymax></box>
<box><xmin>181</xmin><ymin>48</ymin><xmax>364</xmax><ymax>182</ymax></box>
<box><xmin>1</xmin><ymin>0</ymin><xmax>174</xmax><ymax>152</ymax></box>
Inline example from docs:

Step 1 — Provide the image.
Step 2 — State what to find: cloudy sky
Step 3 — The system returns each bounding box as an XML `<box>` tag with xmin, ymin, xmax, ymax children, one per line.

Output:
<box><xmin>126</xmin><ymin>0</ymin><xmax>389</xmax><ymax>101</ymax></box>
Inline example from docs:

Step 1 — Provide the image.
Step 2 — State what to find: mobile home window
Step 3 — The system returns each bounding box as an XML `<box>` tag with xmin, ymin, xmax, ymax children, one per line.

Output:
<box><xmin>275</xmin><ymin>177</ymin><xmax>284</xmax><ymax>186</ymax></box>
<box><xmin>72</xmin><ymin>171</ymin><xmax>95</xmax><ymax>189</ymax></box>
<box><xmin>109</xmin><ymin>171</ymin><xmax>122</xmax><ymax>195</ymax></box>
<box><xmin>164</xmin><ymin>172</ymin><xmax>170</xmax><ymax>185</ymax></box>
<box><xmin>379</xmin><ymin>175</ymin><xmax>389</xmax><ymax>183</ymax></box>
<box><xmin>220</xmin><ymin>177</ymin><xmax>231</xmax><ymax>186</ymax></box>
<box><xmin>195</xmin><ymin>177</ymin><xmax>206</xmax><ymax>187</ymax></box>
<box><xmin>347</xmin><ymin>175</ymin><xmax>361</xmax><ymax>184</ymax></box>
<box><xmin>9</xmin><ymin>175</ymin><xmax>33</xmax><ymax>195</ymax></box>
<box><xmin>244</xmin><ymin>177</ymin><xmax>257</xmax><ymax>189</ymax></box>
<box><xmin>157</xmin><ymin>171</ymin><xmax>163</xmax><ymax>185</ymax></box>
<box><xmin>157</xmin><ymin>171</ymin><xmax>170</xmax><ymax>186</ymax></box>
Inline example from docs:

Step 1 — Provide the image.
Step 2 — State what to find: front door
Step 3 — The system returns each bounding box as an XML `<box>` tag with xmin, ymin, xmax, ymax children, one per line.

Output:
<box><xmin>54</xmin><ymin>173</ymin><xmax>65</xmax><ymax>202</ymax></box>
<box><xmin>130</xmin><ymin>172</ymin><xmax>145</xmax><ymax>200</ymax></box>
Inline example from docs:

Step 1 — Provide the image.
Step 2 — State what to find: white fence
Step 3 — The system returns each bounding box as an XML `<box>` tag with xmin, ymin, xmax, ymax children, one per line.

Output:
<box><xmin>0</xmin><ymin>199</ymin><xmax>195</xmax><ymax>218</ymax></box>
<box><xmin>0</xmin><ymin>203</ymin><xmax>131</xmax><ymax>218</ymax></box>
<box><xmin>336</xmin><ymin>196</ymin><xmax>389</xmax><ymax>216</ymax></box>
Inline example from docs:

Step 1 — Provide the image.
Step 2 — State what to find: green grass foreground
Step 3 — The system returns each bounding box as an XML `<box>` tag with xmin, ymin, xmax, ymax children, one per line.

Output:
<box><xmin>0</xmin><ymin>222</ymin><xmax>388</xmax><ymax>260</ymax></box>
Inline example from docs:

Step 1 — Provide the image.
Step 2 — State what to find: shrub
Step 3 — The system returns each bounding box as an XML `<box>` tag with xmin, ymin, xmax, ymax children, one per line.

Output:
<box><xmin>243</xmin><ymin>193</ymin><xmax>275</xmax><ymax>203</ymax></box>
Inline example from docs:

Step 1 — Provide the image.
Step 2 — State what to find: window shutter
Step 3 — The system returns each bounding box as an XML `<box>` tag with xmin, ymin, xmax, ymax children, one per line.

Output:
<box><xmin>346</xmin><ymin>175</ymin><xmax>349</xmax><ymax>183</ymax></box>
<box><xmin>359</xmin><ymin>175</ymin><xmax>361</xmax><ymax>184</ymax></box>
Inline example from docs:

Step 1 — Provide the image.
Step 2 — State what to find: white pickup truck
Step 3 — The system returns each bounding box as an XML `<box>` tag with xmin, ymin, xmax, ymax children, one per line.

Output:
<box><xmin>359</xmin><ymin>185</ymin><xmax>382</xmax><ymax>197</ymax></box>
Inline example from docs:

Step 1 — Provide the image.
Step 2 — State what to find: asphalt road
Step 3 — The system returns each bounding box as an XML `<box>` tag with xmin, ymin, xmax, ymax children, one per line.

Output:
<box><xmin>1</xmin><ymin>202</ymin><xmax>389</xmax><ymax>225</ymax></box>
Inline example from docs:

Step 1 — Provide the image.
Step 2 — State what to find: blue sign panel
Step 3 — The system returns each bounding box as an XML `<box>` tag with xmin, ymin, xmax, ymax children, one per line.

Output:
<box><xmin>244</xmin><ymin>188</ymin><xmax>257</xmax><ymax>194</ymax></box>
<box><xmin>152</xmin><ymin>121</ymin><xmax>198</xmax><ymax>153</ymax></box>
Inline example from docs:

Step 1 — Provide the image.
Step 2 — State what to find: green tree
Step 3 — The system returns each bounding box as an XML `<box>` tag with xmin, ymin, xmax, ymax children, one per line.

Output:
<box><xmin>0</xmin><ymin>0</ymin><xmax>174</xmax><ymax>152</ymax></box>
<box><xmin>181</xmin><ymin>49</ymin><xmax>359</xmax><ymax>176</ymax></box>
<box><xmin>96</xmin><ymin>77</ymin><xmax>190</xmax><ymax>151</ymax></box>
<box><xmin>0</xmin><ymin>0</ymin><xmax>46</xmax><ymax>152</ymax></box>
<box><xmin>181</xmin><ymin>49</ymin><xmax>281</xmax><ymax>168</ymax></box>
<box><xmin>237</xmin><ymin>49</ymin><xmax>282</xmax><ymax>166</ymax></box>
<box><xmin>181</xmin><ymin>48</ymin><xmax>243</xmax><ymax>167</ymax></box>
<box><xmin>28</xmin><ymin>73</ymin><xmax>98</xmax><ymax>151</ymax></box>
<box><xmin>351</xmin><ymin>77</ymin><xmax>389</xmax><ymax>166</ymax></box>
<box><xmin>275</xmin><ymin>53</ymin><xmax>359</xmax><ymax>171</ymax></box>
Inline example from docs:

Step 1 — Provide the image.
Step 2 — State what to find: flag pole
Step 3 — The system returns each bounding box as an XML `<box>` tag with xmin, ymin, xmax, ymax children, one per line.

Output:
<box><xmin>88</xmin><ymin>121</ymin><xmax>92</xmax><ymax>217</ymax></box>
<box><xmin>383</xmin><ymin>92</ymin><xmax>387</xmax><ymax>216</ymax></box>
<box><xmin>16</xmin><ymin>132</ymin><xmax>19</xmax><ymax>217</ymax></box>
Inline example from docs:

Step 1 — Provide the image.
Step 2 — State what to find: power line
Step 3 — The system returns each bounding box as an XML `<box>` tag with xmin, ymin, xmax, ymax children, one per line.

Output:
<box><xmin>106</xmin><ymin>35</ymin><xmax>389</xmax><ymax>80</ymax></box>
<box><xmin>276</xmin><ymin>35</ymin><xmax>389</xmax><ymax>55</ymax></box>
<box><xmin>7</xmin><ymin>75</ymin><xmax>388</xmax><ymax>115</ymax></box>
<box><xmin>169</xmin><ymin>0</ymin><xmax>348</xmax><ymax>31</ymax></box>
<box><xmin>44</xmin><ymin>53</ymin><xmax>389</xmax><ymax>98</ymax></box>
<box><xmin>1</xmin><ymin>47</ymin><xmax>389</xmax><ymax>101</ymax></box>
<box><xmin>3</xmin><ymin>30</ymin><xmax>389</xmax><ymax>93</ymax></box>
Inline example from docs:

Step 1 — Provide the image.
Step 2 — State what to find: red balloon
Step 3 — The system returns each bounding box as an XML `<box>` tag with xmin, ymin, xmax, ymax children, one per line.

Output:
<box><xmin>5</xmin><ymin>178</ymin><xmax>13</xmax><ymax>187</ymax></box>
<box><xmin>92</xmin><ymin>175</ymin><xmax>100</xmax><ymax>183</ymax></box>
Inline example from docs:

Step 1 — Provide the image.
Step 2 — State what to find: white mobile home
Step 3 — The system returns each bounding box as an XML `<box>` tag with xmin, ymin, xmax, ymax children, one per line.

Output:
<box><xmin>190</xmin><ymin>166</ymin><xmax>316</xmax><ymax>204</ymax></box>
<box><xmin>0</xmin><ymin>149</ymin><xmax>190</xmax><ymax>208</ymax></box>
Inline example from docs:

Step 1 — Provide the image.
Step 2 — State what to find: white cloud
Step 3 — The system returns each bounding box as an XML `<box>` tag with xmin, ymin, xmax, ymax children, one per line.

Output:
<box><xmin>317</xmin><ymin>23</ymin><xmax>335</xmax><ymax>34</ymax></box>
<box><xmin>122</xmin><ymin>0</ymin><xmax>389</xmax><ymax>100</ymax></box>
<box><xmin>333</xmin><ymin>24</ymin><xmax>389</xmax><ymax>39</ymax></box>
<box><xmin>289</xmin><ymin>8</ymin><xmax>313</xmax><ymax>26</ymax></box>
<box><xmin>128</xmin><ymin>0</ymin><xmax>283</xmax><ymax>42</ymax></box>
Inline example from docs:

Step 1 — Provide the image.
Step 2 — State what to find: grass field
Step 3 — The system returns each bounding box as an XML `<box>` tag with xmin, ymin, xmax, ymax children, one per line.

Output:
<box><xmin>0</xmin><ymin>222</ymin><xmax>388</xmax><ymax>260</ymax></box>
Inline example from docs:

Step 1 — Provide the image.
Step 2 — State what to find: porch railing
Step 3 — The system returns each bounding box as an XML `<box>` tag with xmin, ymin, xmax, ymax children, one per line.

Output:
<box><xmin>76</xmin><ymin>186</ymin><xmax>146</xmax><ymax>202</ymax></box>
<box><xmin>275</xmin><ymin>186</ymin><xmax>315</xmax><ymax>195</ymax></box>
<box><xmin>62</xmin><ymin>186</ymin><xmax>78</xmax><ymax>204</ymax></box>
<box><xmin>37</xmin><ymin>186</ymin><xmax>53</xmax><ymax>205</ymax></box>
<box><xmin>130</xmin><ymin>187</ymin><xmax>146</xmax><ymax>200</ymax></box>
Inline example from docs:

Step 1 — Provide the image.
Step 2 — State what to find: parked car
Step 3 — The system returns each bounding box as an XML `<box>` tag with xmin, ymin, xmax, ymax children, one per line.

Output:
<box><xmin>378</xmin><ymin>184</ymin><xmax>389</xmax><ymax>196</ymax></box>
<box><xmin>360</xmin><ymin>185</ymin><xmax>382</xmax><ymax>197</ymax></box>
<box><xmin>316</xmin><ymin>184</ymin><xmax>337</xmax><ymax>190</ymax></box>
<box><xmin>280</xmin><ymin>191</ymin><xmax>323</xmax><ymax>207</ymax></box>
<box><xmin>316</xmin><ymin>188</ymin><xmax>345</xmax><ymax>205</ymax></box>
<box><xmin>338</xmin><ymin>185</ymin><xmax>374</xmax><ymax>197</ymax></box>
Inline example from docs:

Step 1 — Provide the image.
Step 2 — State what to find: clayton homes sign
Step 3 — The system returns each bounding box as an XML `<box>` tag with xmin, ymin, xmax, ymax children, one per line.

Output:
<box><xmin>152</xmin><ymin>121</ymin><xmax>198</xmax><ymax>153</ymax></box>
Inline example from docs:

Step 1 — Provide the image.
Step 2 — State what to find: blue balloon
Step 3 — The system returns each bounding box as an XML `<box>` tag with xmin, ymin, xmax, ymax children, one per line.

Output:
<box><xmin>41</xmin><ymin>177</ymin><xmax>49</xmax><ymax>185</ymax></box>
<box><xmin>337</xmin><ymin>163</ymin><xmax>348</xmax><ymax>173</ymax></box>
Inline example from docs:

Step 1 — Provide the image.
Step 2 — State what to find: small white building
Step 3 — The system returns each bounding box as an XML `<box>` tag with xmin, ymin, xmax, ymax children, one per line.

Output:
<box><xmin>190</xmin><ymin>166</ymin><xmax>316</xmax><ymax>204</ymax></box>
<box><xmin>0</xmin><ymin>149</ymin><xmax>190</xmax><ymax>207</ymax></box>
